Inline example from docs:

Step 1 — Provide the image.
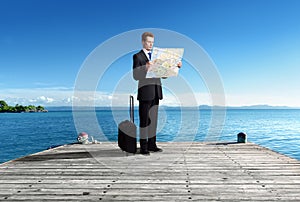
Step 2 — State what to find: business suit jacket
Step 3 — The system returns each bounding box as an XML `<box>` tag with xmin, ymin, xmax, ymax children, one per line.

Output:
<box><xmin>133</xmin><ymin>50</ymin><xmax>163</xmax><ymax>101</ymax></box>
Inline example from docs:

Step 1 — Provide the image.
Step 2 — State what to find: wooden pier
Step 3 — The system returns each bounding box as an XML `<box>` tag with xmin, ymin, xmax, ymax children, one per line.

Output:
<box><xmin>1</xmin><ymin>142</ymin><xmax>300</xmax><ymax>201</ymax></box>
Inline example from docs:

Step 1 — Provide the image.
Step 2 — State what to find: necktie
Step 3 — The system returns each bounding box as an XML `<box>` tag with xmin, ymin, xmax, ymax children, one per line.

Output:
<box><xmin>148</xmin><ymin>52</ymin><xmax>152</xmax><ymax>60</ymax></box>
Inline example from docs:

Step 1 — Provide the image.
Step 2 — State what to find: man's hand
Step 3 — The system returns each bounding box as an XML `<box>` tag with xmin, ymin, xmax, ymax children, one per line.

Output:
<box><xmin>177</xmin><ymin>61</ymin><xmax>182</xmax><ymax>68</ymax></box>
<box><xmin>146</xmin><ymin>61</ymin><xmax>153</xmax><ymax>71</ymax></box>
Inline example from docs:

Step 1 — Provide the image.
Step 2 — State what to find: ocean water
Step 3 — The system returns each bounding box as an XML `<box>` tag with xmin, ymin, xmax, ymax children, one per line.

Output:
<box><xmin>1</xmin><ymin>108</ymin><xmax>300</xmax><ymax>163</ymax></box>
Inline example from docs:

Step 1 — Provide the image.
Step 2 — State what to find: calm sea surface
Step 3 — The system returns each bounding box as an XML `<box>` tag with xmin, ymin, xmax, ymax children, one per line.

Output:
<box><xmin>1</xmin><ymin>108</ymin><xmax>300</xmax><ymax>163</ymax></box>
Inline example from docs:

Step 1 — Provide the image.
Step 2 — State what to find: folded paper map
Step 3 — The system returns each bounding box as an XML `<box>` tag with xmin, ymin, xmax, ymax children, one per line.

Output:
<box><xmin>146</xmin><ymin>47</ymin><xmax>184</xmax><ymax>78</ymax></box>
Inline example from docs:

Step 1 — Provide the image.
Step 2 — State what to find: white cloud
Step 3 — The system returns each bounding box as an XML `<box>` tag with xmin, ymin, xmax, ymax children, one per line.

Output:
<box><xmin>0</xmin><ymin>87</ymin><xmax>299</xmax><ymax>107</ymax></box>
<box><xmin>0</xmin><ymin>88</ymin><xmax>132</xmax><ymax>107</ymax></box>
<box><xmin>37</xmin><ymin>96</ymin><xmax>54</xmax><ymax>103</ymax></box>
<box><xmin>161</xmin><ymin>92</ymin><xmax>212</xmax><ymax>107</ymax></box>
<box><xmin>225</xmin><ymin>93</ymin><xmax>300</xmax><ymax>107</ymax></box>
<box><xmin>0</xmin><ymin>88</ymin><xmax>72</xmax><ymax>106</ymax></box>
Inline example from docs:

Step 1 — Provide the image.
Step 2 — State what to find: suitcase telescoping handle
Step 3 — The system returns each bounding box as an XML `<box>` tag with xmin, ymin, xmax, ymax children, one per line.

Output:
<box><xmin>129</xmin><ymin>95</ymin><xmax>134</xmax><ymax>123</ymax></box>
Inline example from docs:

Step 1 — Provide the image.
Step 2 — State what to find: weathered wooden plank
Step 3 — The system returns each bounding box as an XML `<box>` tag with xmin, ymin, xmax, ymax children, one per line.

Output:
<box><xmin>1</xmin><ymin>142</ymin><xmax>300</xmax><ymax>201</ymax></box>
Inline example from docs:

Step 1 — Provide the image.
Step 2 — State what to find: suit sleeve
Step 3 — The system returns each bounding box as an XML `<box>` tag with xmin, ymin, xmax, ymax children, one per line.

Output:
<box><xmin>132</xmin><ymin>54</ymin><xmax>147</xmax><ymax>81</ymax></box>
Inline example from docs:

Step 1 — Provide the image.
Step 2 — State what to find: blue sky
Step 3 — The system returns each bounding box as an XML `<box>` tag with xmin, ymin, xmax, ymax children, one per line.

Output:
<box><xmin>1</xmin><ymin>0</ymin><xmax>300</xmax><ymax>107</ymax></box>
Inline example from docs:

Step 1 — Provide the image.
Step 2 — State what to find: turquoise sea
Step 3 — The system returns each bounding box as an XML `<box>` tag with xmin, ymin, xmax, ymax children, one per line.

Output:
<box><xmin>1</xmin><ymin>108</ymin><xmax>300</xmax><ymax>163</ymax></box>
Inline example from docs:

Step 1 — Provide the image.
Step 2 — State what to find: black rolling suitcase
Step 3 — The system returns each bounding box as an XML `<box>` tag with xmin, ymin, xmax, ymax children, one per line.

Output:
<box><xmin>118</xmin><ymin>95</ymin><xmax>137</xmax><ymax>153</ymax></box>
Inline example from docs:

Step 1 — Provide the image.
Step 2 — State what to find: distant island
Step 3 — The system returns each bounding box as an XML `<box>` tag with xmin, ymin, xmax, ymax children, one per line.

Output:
<box><xmin>0</xmin><ymin>100</ymin><xmax>48</xmax><ymax>113</ymax></box>
<box><xmin>197</xmin><ymin>104</ymin><xmax>298</xmax><ymax>110</ymax></box>
<box><xmin>160</xmin><ymin>105</ymin><xmax>300</xmax><ymax>110</ymax></box>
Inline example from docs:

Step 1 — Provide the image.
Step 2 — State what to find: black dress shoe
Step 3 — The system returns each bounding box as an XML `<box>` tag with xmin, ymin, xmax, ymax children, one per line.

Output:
<box><xmin>149</xmin><ymin>147</ymin><xmax>163</xmax><ymax>152</ymax></box>
<box><xmin>140</xmin><ymin>149</ymin><xmax>150</xmax><ymax>155</ymax></box>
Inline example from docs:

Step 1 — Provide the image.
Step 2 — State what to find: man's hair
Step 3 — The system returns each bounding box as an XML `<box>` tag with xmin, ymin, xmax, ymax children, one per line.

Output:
<box><xmin>142</xmin><ymin>32</ymin><xmax>154</xmax><ymax>41</ymax></box>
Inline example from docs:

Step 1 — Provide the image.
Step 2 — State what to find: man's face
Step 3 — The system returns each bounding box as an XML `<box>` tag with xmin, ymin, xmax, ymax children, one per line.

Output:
<box><xmin>142</xmin><ymin>36</ymin><xmax>154</xmax><ymax>51</ymax></box>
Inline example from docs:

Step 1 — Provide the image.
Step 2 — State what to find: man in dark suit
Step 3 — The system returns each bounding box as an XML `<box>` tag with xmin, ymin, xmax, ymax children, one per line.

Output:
<box><xmin>133</xmin><ymin>32</ymin><xmax>181</xmax><ymax>155</ymax></box>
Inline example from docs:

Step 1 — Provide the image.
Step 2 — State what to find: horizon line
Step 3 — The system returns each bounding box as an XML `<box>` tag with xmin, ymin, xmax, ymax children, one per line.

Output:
<box><xmin>44</xmin><ymin>104</ymin><xmax>300</xmax><ymax>109</ymax></box>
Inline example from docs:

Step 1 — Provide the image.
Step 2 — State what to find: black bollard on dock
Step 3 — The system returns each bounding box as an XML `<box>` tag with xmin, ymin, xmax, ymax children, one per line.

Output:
<box><xmin>237</xmin><ymin>132</ymin><xmax>247</xmax><ymax>143</ymax></box>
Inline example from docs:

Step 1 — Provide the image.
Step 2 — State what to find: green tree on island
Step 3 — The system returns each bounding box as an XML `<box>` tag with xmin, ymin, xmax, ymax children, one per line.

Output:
<box><xmin>0</xmin><ymin>100</ymin><xmax>47</xmax><ymax>113</ymax></box>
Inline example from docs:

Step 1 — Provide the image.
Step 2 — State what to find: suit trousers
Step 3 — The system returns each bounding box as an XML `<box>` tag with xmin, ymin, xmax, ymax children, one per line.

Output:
<box><xmin>139</xmin><ymin>98</ymin><xmax>159</xmax><ymax>149</ymax></box>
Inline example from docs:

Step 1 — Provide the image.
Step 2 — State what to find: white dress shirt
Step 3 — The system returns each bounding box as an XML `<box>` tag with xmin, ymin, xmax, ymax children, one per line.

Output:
<box><xmin>143</xmin><ymin>48</ymin><xmax>152</xmax><ymax>60</ymax></box>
